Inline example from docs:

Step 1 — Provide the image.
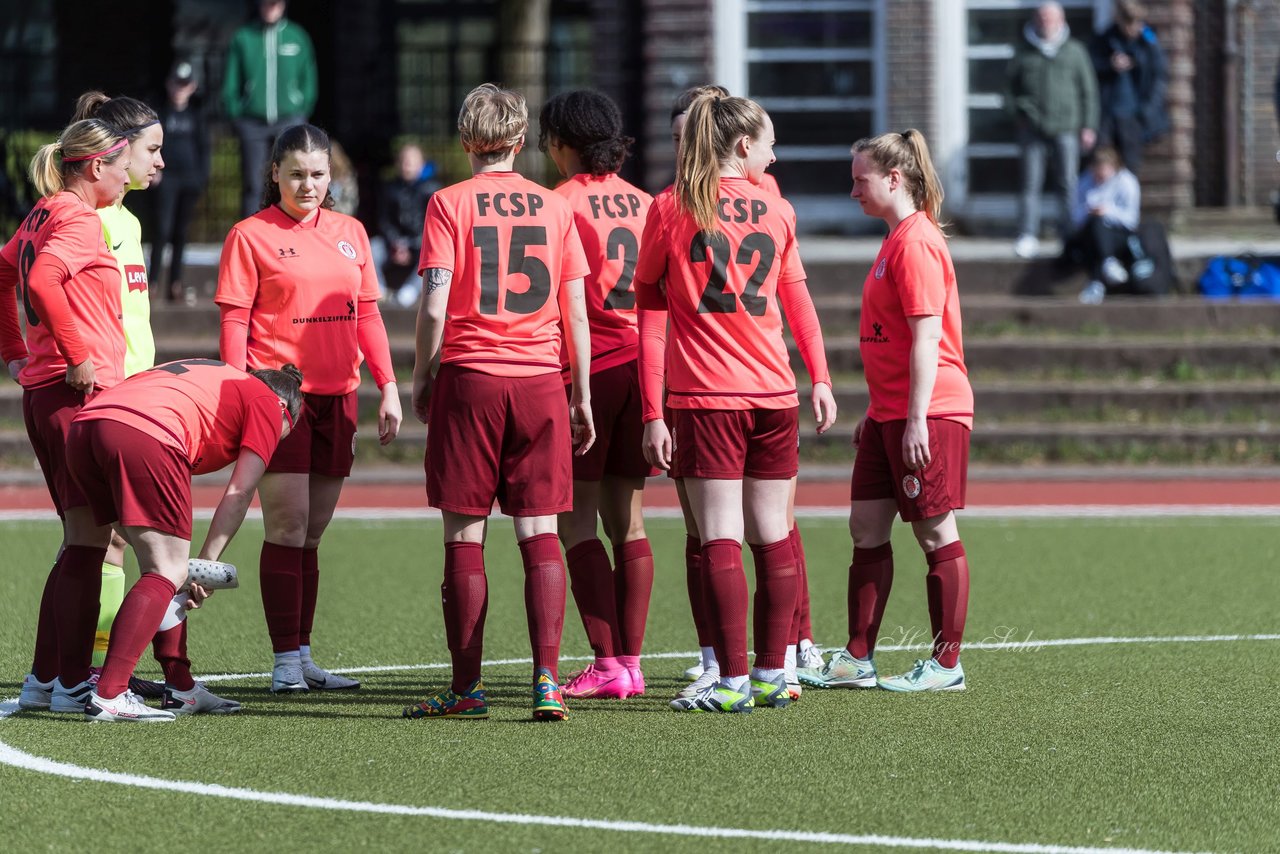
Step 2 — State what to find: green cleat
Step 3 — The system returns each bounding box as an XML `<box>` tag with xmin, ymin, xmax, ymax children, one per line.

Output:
<box><xmin>877</xmin><ymin>659</ymin><xmax>965</xmax><ymax>693</ymax></box>
<box><xmin>669</xmin><ymin>681</ymin><xmax>754</xmax><ymax>714</ymax></box>
<box><xmin>749</xmin><ymin>673</ymin><xmax>793</xmax><ymax>709</ymax></box>
<box><xmin>797</xmin><ymin>648</ymin><xmax>877</xmax><ymax>689</ymax></box>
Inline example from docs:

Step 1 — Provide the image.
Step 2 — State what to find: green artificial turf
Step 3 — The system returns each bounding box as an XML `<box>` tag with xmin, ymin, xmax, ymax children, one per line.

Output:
<box><xmin>0</xmin><ymin>516</ymin><xmax>1277</xmax><ymax>852</ymax></box>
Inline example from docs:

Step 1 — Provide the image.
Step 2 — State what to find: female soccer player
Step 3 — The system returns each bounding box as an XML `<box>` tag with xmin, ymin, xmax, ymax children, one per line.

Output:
<box><xmin>806</xmin><ymin>130</ymin><xmax>972</xmax><ymax>692</ymax></box>
<box><xmin>666</xmin><ymin>86</ymin><xmax>824</xmax><ymax>699</ymax></box>
<box><xmin>538</xmin><ymin>89</ymin><xmax>654</xmax><ymax>700</ymax></box>
<box><xmin>70</xmin><ymin>91</ymin><xmax>169</xmax><ymax>694</ymax></box>
<box><xmin>636</xmin><ymin>93</ymin><xmax>836</xmax><ymax>713</ymax></box>
<box><xmin>0</xmin><ymin>119</ymin><xmax>132</xmax><ymax>713</ymax></box>
<box><xmin>404</xmin><ymin>83</ymin><xmax>593</xmax><ymax>722</ymax></box>
<box><xmin>68</xmin><ymin>359</ymin><xmax>303</xmax><ymax>721</ymax></box>
<box><xmin>216</xmin><ymin>123</ymin><xmax>401</xmax><ymax>694</ymax></box>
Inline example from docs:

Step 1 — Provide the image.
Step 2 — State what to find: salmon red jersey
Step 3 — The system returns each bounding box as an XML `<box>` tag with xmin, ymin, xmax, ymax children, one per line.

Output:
<box><xmin>0</xmin><ymin>192</ymin><xmax>125</xmax><ymax>390</ymax></box>
<box><xmin>74</xmin><ymin>359</ymin><xmax>283</xmax><ymax>475</ymax></box>
<box><xmin>634</xmin><ymin>177</ymin><xmax>806</xmax><ymax>410</ymax></box>
<box><xmin>419</xmin><ymin>171</ymin><xmax>589</xmax><ymax>377</ymax></box>
<box><xmin>759</xmin><ymin>172</ymin><xmax>781</xmax><ymax>197</ymax></box>
<box><xmin>859</xmin><ymin>211</ymin><xmax>972</xmax><ymax>428</ymax></box>
<box><xmin>554</xmin><ymin>173</ymin><xmax>652</xmax><ymax>375</ymax></box>
<box><xmin>215</xmin><ymin>206</ymin><xmax>381</xmax><ymax>395</ymax></box>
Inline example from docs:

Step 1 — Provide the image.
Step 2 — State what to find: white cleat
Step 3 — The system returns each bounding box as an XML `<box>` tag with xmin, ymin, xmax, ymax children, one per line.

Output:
<box><xmin>677</xmin><ymin>667</ymin><xmax>720</xmax><ymax>699</ymax></box>
<box><xmin>271</xmin><ymin>660</ymin><xmax>309</xmax><ymax>694</ymax></box>
<box><xmin>162</xmin><ymin>682</ymin><xmax>242</xmax><ymax>715</ymax></box>
<box><xmin>18</xmin><ymin>673</ymin><xmax>54</xmax><ymax>710</ymax></box>
<box><xmin>85</xmin><ymin>690</ymin><xmax>176</xmax><ymax>723</ymax></box>
<box><xmin>302</xmin><ymin>661</ymin><xmax>360</xmax><ymax>690</ymax></box>
<box><xmin>50</xmin><ymin>675</ymin><xmax>98</xmax><ymax>713</ymax></box>
<box><xmin>682</xmin><ymin>660</ymin><xmax>704</xmax><ymax>681</ymax></box>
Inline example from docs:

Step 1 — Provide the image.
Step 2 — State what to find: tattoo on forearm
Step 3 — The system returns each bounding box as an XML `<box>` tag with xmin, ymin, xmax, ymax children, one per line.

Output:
<box><xmin>425</xmin><ymin>268</ymin><xmax>452</xmax><ymax>294</ymax></box>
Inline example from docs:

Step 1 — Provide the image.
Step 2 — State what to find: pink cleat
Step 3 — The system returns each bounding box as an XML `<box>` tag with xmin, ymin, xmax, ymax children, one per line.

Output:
<box><xmin>561</xmin><ymin>664</ymin><xmax>632</xmax><ymax>700</ymax></box>
<box><xmin>624</xmin><ymin>666</ymin><xmax>646</xmax><ymax>698</ymax></box>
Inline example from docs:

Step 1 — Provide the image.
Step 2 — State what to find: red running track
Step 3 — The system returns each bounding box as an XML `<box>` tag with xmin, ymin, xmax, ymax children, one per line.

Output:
<box><xmin>1</xmin><ymin>478</ymin><xmax>1277</xmax><ymax>512</ymax></box>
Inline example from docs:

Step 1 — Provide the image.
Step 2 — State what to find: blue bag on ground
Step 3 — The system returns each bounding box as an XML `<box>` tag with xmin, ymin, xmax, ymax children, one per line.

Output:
<box><xmin>1198</xmin><ymin>255</ymin><xmax>1280</xmax><ymax>298</ymax></box>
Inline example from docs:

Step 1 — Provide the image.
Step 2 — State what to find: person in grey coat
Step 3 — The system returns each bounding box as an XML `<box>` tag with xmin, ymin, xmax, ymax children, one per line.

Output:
<box><xmin>1007</xmin><ymin>2</ymin><xmax>1099</xmax><ymax>258</ymax></box>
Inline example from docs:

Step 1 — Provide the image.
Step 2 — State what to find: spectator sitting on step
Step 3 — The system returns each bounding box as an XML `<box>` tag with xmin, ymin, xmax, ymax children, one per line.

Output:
<box><xmin>1063</xmin><ymin>146</ymin><xmax>1146</xmax><ymax>304</ymax></box>
<box><xmin>373</xmin><ymin>142</ymin><xmax>440</xmax><ymax>307</ymax></box>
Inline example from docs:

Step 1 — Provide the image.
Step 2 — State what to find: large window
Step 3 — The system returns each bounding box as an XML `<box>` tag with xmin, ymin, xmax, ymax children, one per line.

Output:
<box><xmin>717</xmin><ymin>0</ymin><xmax>885</xmax><ymax>230</ymax></box>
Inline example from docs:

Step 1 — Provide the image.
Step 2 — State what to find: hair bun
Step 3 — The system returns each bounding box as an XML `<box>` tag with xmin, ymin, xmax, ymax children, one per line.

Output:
<box><xmin>280</xmin><ymin>363</ymin><xmax>304</xmax><ymax>385</ymax></box>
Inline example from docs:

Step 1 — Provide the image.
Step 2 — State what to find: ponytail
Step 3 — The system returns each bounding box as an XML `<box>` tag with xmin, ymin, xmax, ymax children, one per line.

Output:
<box><xmin>28</xmin><ymin>118</ymin><xmax>128</xmax><ymax>199</ymax></box>
<box><xmin>851</xmin><ymin>128</ymin><xmax>946</xmax><ymax>229</ymax></box>
<box><xmin>675</xmin><ymin>94</ymin><xmax>767</xmax><ymax>235</ymax></box>
<box><xmin>30</xmin><ymin>144</ymin><xmax>64</xmax><ymax>198</ymax></box>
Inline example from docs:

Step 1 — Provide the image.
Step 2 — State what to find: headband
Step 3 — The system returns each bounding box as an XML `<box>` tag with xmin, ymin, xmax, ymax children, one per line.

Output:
<box><xmin>119</xmin><ymin>120</ymin><xmax>160</xmax><ymax>137</ymax></box>
<box><xmin>280</xmin><ymin>399</ymin><xmax>296</xmax><ymax>430</ymax></box>
<box><xmin>61</xmin><ymin>138</ymin><xmax>128</xmax><ymax>163</ymax></box>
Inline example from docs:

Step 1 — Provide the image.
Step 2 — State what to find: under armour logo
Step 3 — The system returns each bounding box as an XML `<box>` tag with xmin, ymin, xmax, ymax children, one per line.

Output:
<box><xmin>278</xmin><ymin>247</ymin><xmax>299</xmax><ymax>258</ymax></box>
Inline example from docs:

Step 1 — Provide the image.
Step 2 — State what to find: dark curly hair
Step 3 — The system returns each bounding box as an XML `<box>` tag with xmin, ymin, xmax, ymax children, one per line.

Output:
<box><xmin>538</xmin><ymin>90</ymin><xmax>633</xmax><ymax>176</ymax></box>
<box><xmin>259</xmin><ymin>123</ymin><xmax>336</xmax><ymax>212</ymax></box>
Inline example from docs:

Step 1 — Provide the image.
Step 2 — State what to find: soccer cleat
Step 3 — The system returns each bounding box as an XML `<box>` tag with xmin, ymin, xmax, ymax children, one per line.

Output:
<box><xmin>799</xmin><ymin>649</ymin><xmax>877</xmax><ymax>689</ymax></box>
<box><xmin>561</xmin><ymin>664</ymin><xmax>631</xmax><ymax>700</ymax></box>
<box><xmin>1013</xmin><ymin>233</ymin><xmax>1040</xmax><ymax>259</ymax></box>
<box><xmin>50</xmin><ymin>675</ymin><xmax>98</xmax><ymax>713</ymax></box>
<box><xmin>683</xmin><ymin>660</ymin><xmax>705</xmax><ymax>681</ymax></box>
<box><xmin>302</xmin><ymin>661</ymin><xmax>360</xmax><ymax>690</ymax></box>
<box><xmin>677</xmin><ymin>667</ymin><xmax>720</xmax><ymax>699</ymax></box>
<box><xmin>18</xmin><ymin>673</ymin><xmax>54</xmax><ymax>710</ymax></box>
<box><xmin>669</xmin><ymin>681</ymin><xmax>754</xmax><ymax>714</ymax></box>
<box><xmin>128</xmin><ymin>675</ymin><xmax>166</xmax><ymax>699</ymax></box>
<box><xmin>402</xmin><ymin>680</ymin><xmax>489</xmax><ymax>720</ymax></box>
<box><xmin>877</xmin><ymin>659</ymin><xmax>966</xmax><ymax>693</ymax></box>
<box><xmin>85</xmin><ymin>690</ymin><xmax>176</xmax><ymax>723</ymax></box>
<box><xmin>624</xmin><ymin>665</ymin><xmax>646</xmax><ymax>698</ymax></box>
<box><xmin>750</xmin><ymin>673</ymin><xmax>793</xmax><ymax>709</ymax></box>
<box><xmin>531</xmin><ymin>669</ymin><xmax>569</xmax><ymax>721</ymax></box>
<box><xmin>270</xmin><ymin>660</ymin><xmax>309</xmax><ymax>694</ymax></box>
<box><xmin>161</xmin><ymin>682</ymin><xmax>242</xmax><ymax>715</ymax></box>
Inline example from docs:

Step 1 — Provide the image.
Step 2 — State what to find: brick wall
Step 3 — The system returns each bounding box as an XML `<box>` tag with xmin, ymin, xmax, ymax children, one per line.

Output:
<box><xmin>1239</xmin><ymin>0</ymin><xmax>1280</xmax><ymax>207</ymax></box>
<box><xmin>1141</xmin><ymin>0</ymin><xmax>1196</xmax><ymax>218</ymax></box>
<box><xmin>640</xmin><ymin>0</ymin><xmax>714</xmax><ymax>191</ymax></box>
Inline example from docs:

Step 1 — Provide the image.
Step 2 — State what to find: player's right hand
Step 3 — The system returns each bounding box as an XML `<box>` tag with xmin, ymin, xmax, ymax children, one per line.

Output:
<box><xmin>571</xmin><ymin>400</ymin><xmax>595</xmax><ymax>456</ymax></box>
<box><xmin>643</xmin><ymin>419</ymin><xmax>672</xmax><ymax>470</ymax></box>
<box><xmin>65</xmin><ymin>359</ymin><xmax>95</xmax><ymax>393</ymax></box>
<box><xmin>6</xmin><ymin>358</ymin><xmax>26</xmax><ymax>382</ymax></box>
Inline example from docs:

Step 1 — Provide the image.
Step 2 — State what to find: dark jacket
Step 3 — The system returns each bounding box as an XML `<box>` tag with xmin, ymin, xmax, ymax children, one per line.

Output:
<box><xmin>378</xmin><ymin>174</ymin><xmax>440</xmax><ymax>248</ymax></box>
<box><xmin>1091</xmin><ymin>23</ymin><xmax>1170</xmax><ymax>142</ymax></box>
<box><xmin>1006</xmin><ymin>24</ymin><xmax>1099</xmax><ymax>137</ymax></box>
<box><xmin>158</xmin><ymin>97</ymin><xmax>211</xmax><ymax>188</ymax></box>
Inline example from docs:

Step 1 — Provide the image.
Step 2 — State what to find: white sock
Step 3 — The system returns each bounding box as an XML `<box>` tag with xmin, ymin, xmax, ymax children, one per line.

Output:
<box><xmin>784</xmin><ymin>644</ymin><xmax>797</xmax><ymax>672</ymax></box>
<box><xmin>751</xmin><ymin>667</ymin><xmax>785</xmax><ymax>683</ymax></box>
<box><xmin>157</xmin><ymin>594</ymin><xmax>188</xmax><ymax>632</ymax></box>
<box><xmin>720</xmin><ymin>674</ymin><xmax>749</xmax><ymax>692</ymax></box>
<box><xmin>274</xmin><ymin>650</ymin><xmax>301</xmax><ymax>667</ymax></box>
<box><xmin>299</xmin><ymin>644</ymin><xmax>313</xmax><ymax>665</ymax></box>
<box><xmin>700</xmin><ymin>646</ymin><xmax>718</xmax><ymax>669</ymax></box>
<box><xmin>798</xmin><ymin>638</ymin><xmax>815</xmax><ymax>653</ymax></box>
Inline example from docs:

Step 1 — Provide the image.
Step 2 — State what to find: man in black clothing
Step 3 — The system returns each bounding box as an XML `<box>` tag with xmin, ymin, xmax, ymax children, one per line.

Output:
<box><xmin>375</xmin><ymin>143</ymin><xmax>440</xmax><ymax>306</ymax></box>
<box><xmin>1091</xmin><ymin>0</ymin><xmax>1169</xmax><ymax>174</ymax></box>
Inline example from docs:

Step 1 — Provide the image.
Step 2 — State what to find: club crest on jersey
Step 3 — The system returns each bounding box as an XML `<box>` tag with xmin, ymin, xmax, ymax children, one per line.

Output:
<box><xmin>124</xmin><ymin>264</ymin><xmax>148</xmax><ymax>293</ymax></box>
<box><xmin>337</xmin><ymin>240</ymin><xmax>357</xmax><ymax>260</ymax></box>
<box><xmin>902</xmin><ymin>474</ymin><xmax>922</xmax><ymax>499</ymax></box>
<box><xmin>874</xmin><ymin>258</ymin><xmax>887</xmax><ymax>279</ymax></box>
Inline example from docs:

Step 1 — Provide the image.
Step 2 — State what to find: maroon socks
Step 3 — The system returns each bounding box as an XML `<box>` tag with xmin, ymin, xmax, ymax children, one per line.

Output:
<box><xmin>152</xmin><ymin>621</ymin><xmax>196</xmax><ymax>692</ymax></box>
<box><xmin>926</xmin><ymin>541</ymin><xmax>970</xmax><ymax>668</ymax></box>
<box><xmin>442</xmin><ymin>541</ymin><xmax>488</xmax><ymax>692</ymax></box>
<box><xmin>750</xmin><ymin>538</ymin><xmax>798</xmax><ymax>670</ymax></box>
<box><xmin>259</xmin><ymin>542</ymin><xmax>303</xmax><ymax>653</ymax></box>
<box><xmin>564</xmin><ymin>539</ymin><xmax>620</xmax><ymax>659</ymax></box>
<box><xmin>519</xmin><ymin>533</ymin><xmax>565</xmax><ymax>681</ymax></box>
<box><xmin>847</xmin><ymin>542</ymin><xmax>894</xmax><ymax>660</ymax></box>
<box><xmin>299</xmin><ymin>547</ymin><xmax>320</xmax><ymax>647</ymax></box>
<box><xmin>612</xmin><ymin>538</ymin><xmax>653</xmax><ymax>658</ymax></box>
<box><xmin>54</xmin><ymin>545</ymin><xmax>107</xmax><ymax>686</ymax></box>
<box><xmin>98</xmin><ymin>573</ymin><xmax>177</xmax><ymax>699</ymax></box>
<box><xmin>701</xmin><ymin>539</ymin><xmax>749</xmax><ymax>678</ymax></box>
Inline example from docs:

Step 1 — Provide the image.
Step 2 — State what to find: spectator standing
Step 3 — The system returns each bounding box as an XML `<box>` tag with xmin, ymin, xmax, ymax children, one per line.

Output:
<box><xmin>222</xmin><ymin>0</ymin><xmax>317</xmax><ymax>218</ymax></box>
<box><xmin>1091</xmin><ymin>0</ymin><xmax>1169</xmax><ymax>176</ymax></box>
<box><xmin>375</xmin><ymin>143</ymin><xmax>439</xmax><ymax>307</ymax></box>
<box><xmin>1007</xmin><ymin>1</ymin><xmax>1098</xmax><ymax>258</ymax></box>
<box><xmin>152</xmin><ymin>61</ymin><xmax>210</xmax><ymax>305</ymax></box>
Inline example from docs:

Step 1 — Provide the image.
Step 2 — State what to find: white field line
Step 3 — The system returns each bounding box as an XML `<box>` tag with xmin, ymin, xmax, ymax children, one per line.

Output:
<box><xmin>190</xmin><ymin>633</ymin><xmax>1280</xmax><ymax>684</ymax></box>
<box><xmin>0</xmin><ymin>699</ymin><xmax>1208</xmax><ymax>854</ymax></box>
<box><xmin>3</xmin><ymin>505</ymin><xmax>1280</xmax><ymax>523</ymax></box>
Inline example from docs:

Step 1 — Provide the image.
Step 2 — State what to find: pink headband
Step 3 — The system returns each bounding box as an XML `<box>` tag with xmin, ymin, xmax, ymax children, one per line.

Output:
<box><xmin>62</xmin><ymin>138</ymin><xmax>128</xmax><ymax>163</ymax></box>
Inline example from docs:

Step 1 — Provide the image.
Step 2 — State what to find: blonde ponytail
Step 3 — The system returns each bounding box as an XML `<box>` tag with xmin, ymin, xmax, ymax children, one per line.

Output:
<box><xmin>28</xmin><ymin>118</ymin><xmax>128</xmax><ymax>199</ymax></box>
<box><xmin>851</xmin><ymin>128</ymin><xmax>947</xmax><ymax>229</ymax></box>
<box><xmin>675</xmin><ymin>94</ymin><xmax>768</xmax><ymax>235</ymax></box>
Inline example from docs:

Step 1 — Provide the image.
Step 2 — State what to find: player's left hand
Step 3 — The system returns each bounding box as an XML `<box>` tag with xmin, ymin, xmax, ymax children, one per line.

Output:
<box><xmin>571</xmin><ymin>399</ymin><xmax>595</xmax><ymax>456</ymax></box>
<box><xmin>411</xmin><ymin>373</ymin><xmax>432</xmax><ymax>424</ymax></box>
<box><xmin>183</xmin><ymin>583</ymin><xmax>213</xmax><ymax>610</ymax></box>
<box><xmin>379</xmin><ymin>382</ymin><xmax>403</xmax><ymax>445</ymax></box>
<box><xmin>642</xmin><ymin>419</ymin><xmax>672</xmax><ymax>470</ymax></box>
<box><xmin>902</xmin><ymin>417</ymin><xmax>931</xmax><ymax>470</ymax></box>
<box><xmin>812</xmin><ymin>382</ymin><xmax>837</xmax><ymax>433</ymax></box>
<box><xmin>6</xmin><ymin>358</ymin><xmax>26</xmax><ymax>382</ymax></box>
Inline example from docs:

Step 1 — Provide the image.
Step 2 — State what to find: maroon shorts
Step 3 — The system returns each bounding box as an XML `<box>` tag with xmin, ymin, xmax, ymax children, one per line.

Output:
<box><xmin>426</xmin><ymin>365</ymin><xmax>572</xmax><ymax>517</ymax></box>
<box><xmin>850</xmin><ymin>417</ymin><xmax>970</xmax><ymax>522</ymax></box>
<box><xmin>65</xmin><ymin>420</ymin><xmax>194</xmax><ymax>539</ymax></box>
<box><xmin>568</xmin><ymin>360</ymin><xmax>656</xmax><ymax>482</ymax></box>
<box><xmin>267</xmin><ymin>390</ymin><xmax>359</xmax><ymax>477</ymax></box>
<box><xmin>670</xmin><ymin>407</ymin><xmax>799</xmax><ymax>480</ymax></box>
<box><xmin>23</xmin><ymin>382</ymin><xmax>92</xmax><ymax>517</ymax></box>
